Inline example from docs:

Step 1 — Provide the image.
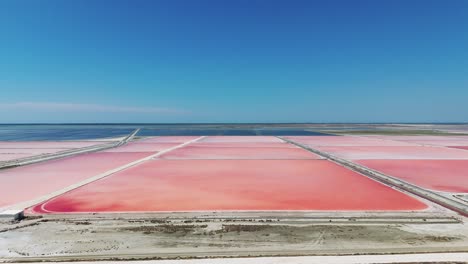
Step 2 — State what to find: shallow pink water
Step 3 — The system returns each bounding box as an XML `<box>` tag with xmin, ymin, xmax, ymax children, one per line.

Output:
<box><xmin>0</xmin><ymin>141</ymin><xmax>109</xmax><ymax>163</ymax></box>
<box><xmin>199</xmin><ymin>136</ymin><xmax>282</xmax><ymax>143</ymax></box>
<box><xmin>0</xmin><ymin>152</ymin><xmax>153</xmax><ymax>208</ymax></box>
<box><xmin>315</xmin><ymin>146</ymin><xmax>468</xmax><ymax>160</ymax></box>
<box><xmin>138</xmin><ymin>136</ymin><xmax>199</xmax><ymax>143</ymax></box>
<box><xmin>102</xmin><ymin>142</ymin><xmax>178</xmax><ymax>153</ymax></box>
<box><xmin>0</xmin><ymin>153</ymin><xmax>34</xmax><ymax>161</ymax></box>
<box><xmin>362</xmin><ymin>136</ymin><xmax>468</xmax><ymax>146</ymax></box>
<box><xmin>0</xmin><ymin>148</ymin><xmax>67</xmax><ymax>154</ymax></box>
<box><xmin>0</xmin><ymin>141</ymin><xmax>107</xmax><ymax>149</ymax></box>
<box><xmin>380</xmin><ymin>137</ymin><xmax>468</xmax><ymax>146</ymax></box>
<box><xmin>0</xmin><ymin>148</ymin><xmax>70</xmax><ymax>162</ymax></box>
<box><xmin>450</xmin><ymin>146</ymin><xmax>468</xmax><ymax>151</ymax></box>
<box><xmin>356</xmin><ymin>159</ymin><xmax>468</xmax><ymax>193</ymax></box>
<box><xmin>191</xmin><ymin>142</ymin><xmax>295</xmax><ymax>148</ymax></box>
<box><xmin>365</xmin><ymin>136</ymin><xmax>468</xmax><ymax>141</ymax></box>
<box><xmin>285</xmin><ymin>136</ymin><xmax>414</xmax><ymax>146</ymax></box>
<box><xmin>29</xmin><ymin>159</ymin><xmax>427</xmax><ymax>213</ymax></box>
<box><xmin>393</xmin><ymin>140</ymin><xmax>468</xmax><ymax>147</ymax></box>
<box><xmin>160</xmin><ymin>146</ymin><xmax>322</xmax><ymax>159</ymax></box>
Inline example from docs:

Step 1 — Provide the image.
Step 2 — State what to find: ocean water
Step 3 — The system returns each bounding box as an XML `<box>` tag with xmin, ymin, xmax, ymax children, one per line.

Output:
<box><xmin>0</xmin><ymin>124</ymin><xmax>331</xmax><ymax>141</ymax></box>
<box><xmin>0</xmin><ymin>124</ymin><xmax>134</xmax><ymax>141</ymax></box>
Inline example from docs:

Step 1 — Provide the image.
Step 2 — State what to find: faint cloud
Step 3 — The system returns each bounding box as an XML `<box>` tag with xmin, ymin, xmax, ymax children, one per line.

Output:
<box><xmin>0</xmin><ymin>102</ymin><xmax>187</xmax><ymax>114</ymax></box>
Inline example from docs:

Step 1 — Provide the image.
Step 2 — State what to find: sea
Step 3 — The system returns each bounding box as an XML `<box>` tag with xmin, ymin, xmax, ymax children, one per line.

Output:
<box><xmin>0</xmin><ymin>124</ymin><xmax>332</xmax><ymax>141</ymax></box>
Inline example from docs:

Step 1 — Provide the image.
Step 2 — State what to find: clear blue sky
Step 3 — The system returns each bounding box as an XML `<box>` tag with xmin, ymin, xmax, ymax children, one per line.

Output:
<box><xmin>0</xmin><ymin>0</ymin><xmax>467</xmax><ymax>123</ymax></box>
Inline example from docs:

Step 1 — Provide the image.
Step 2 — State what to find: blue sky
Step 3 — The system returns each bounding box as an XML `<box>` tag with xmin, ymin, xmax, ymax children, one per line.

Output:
<box><xmin>0</xmin><ymin>0</ymin><xmax>467</xmax><ymax>123</ymax></box>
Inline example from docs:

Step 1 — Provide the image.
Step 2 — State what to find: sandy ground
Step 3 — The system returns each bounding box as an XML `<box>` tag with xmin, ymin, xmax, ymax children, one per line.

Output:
<box><xmin>15</xmin><ymin>253</ymin><xmax>468</xmax><ymax>264</ymax></box>
<box><xmin>1</xmin><ymin>215</ymin><xmax>467</xmax><ymax>262</ymax></box>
